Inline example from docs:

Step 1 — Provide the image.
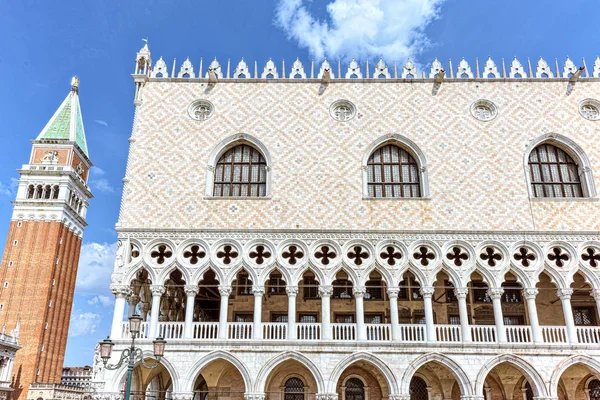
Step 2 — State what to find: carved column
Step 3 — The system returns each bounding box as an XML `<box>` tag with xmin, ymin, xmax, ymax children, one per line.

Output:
<box><xmin>558</xmin><ymin>288</ymin><xmax>578</xmax><ymax>344</ymax></box>
<box><xmin>319</xmin><ymin>285</ymin><xmax>333</xmax><ymax>340</ymax></box>
<box><xmin>253</xmin><ymin>286</ymin><xmax>264</xmax><ymax>339</ymax></box>
<box><xmin>244</xmin><ymin>393</ymin><xmax>266</xmax><ymax>400</ymax></box>
<box><xmin>110</xmin><ymin>285</ymin><xmax>131</xmax><ymax>339</ymax></box>
<box><xmin>523</xmin><ymin>288</ymin><xmax>543</xmax><ymax>343</ymax></box>
<box><xmin>218</xmin><ymin>286</ymin><xmax>232</xmax><ymax>339</ymax></box>
<box><xmin>316</xmin><ymin>394</ymin><xmax>339</xmax><ymax>400</ymax></box>
<box><xmin>455</xmin><ymin>288</ymin><xmax>472</xmax><ymax>342</ymax></box>
<box><xmin>354</xmin><ymin>287</ymin><xmax>366</xmax><ymax>341</ymax></box>
<box><xmin>286</xmin><ymin>286</ymin><xmax>298</xmax><ymax>340</ymax></box>
<box><xmin>421</xmin><ymin>287</ymin><xmax>436</xmax><ymax>342</ymax></box>
<box><xmin>488</xmin><ymin>288</ymin><xmax>507</xmax><ymax>343</ymax></box>
<box><xmin>183</xmin><ymin>285</ymin><xmax>199</xmax><ymax>339</ymax></box>
<box><xmin>387</xmin><ymin>288</ymin><xmax>400</xmax><ymax>341</ymax></box>
<box><xmin>592</xmin><ymin>289</ymin><xmax>600</xmax><ymax>330</ymax></box>
<box><xmin>149</xmin><ymin>285</ymin><xmax>165</xmax><ymax>338</ymax></box>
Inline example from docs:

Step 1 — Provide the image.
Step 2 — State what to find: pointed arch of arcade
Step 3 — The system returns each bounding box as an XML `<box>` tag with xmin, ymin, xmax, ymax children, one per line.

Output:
<box><xmin>225</xmin><ymin>265</ymin><xmax>260</xmax><ymax>287</ymax></box>
<box><xmin>191</xmin><ymin>265</ymin><xmax>226</xmax><ymax>285</ymax></box>
<box><xmin>258</xmin><ymin>265</ymin><xmax>294</xmax><ymax>287</ymax></box>
<box><xmin>293</xmin><ymin>266</ymin><xmax>326</xmax><ymax>287</ymax></box>
<box><xmin>205</xmin><ymin>132</ymin><xmax>273</xmax><ymax>197</ymax></box>
<box><xmin>124</xmin><ymin>265</ymin><xmax>158</xmax><ymax>286</ymax></box>
<box><xmin>359</xmin><ymin>265</ymin><xmax>395</xmax><ymax>287</ymax></box>
<box><xmin>399</xmin><ymin>353</ymin><xmax>473</xmax><ymax>396</ymax></box>
<box><xmin>184</xmin><ymin>350</ymin><xmax>253</xmax><ymax>393</ymax></box>
<box><xmin>549</xmin><ymin>354</ymin><xmax>600</xmax><ymax>398</ymax></box>
<box><xmin>158</xmin><ymin>265</ymin><xmax>191</xmax><ymax>284</ymax></box>
<box><xmin>109</xmin><ymin>351</ymin><xmax>181</xmax><ymax>392</ymax></box>
<box><xmin>474</xmin><ymin>354</ymin><xmax>548</xmax><ymax>398</ymax></box>
<box><xmin>327</xmin><ymin>352</ymin><xmax>399</xmax><ymax>395</ymax></box>
<box><xmin>254</xmin><ymin>351</ymin><xmax>326</xmax><ymax>393</ymax></box>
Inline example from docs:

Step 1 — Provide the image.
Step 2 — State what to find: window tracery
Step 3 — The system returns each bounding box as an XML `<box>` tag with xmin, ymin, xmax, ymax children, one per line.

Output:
<box><xmin>366</xmin><ymin>144</ymin><xmax>420</xmax><ymax>198</ymax></box>
<box><xmin>579</xmin><ymin>99</ymin><xmax>600</xmax><ymax>121</ymax></box>
<box><xmin>528</xmin><ymin>143</ymin><xmax>583</xmax><ymax>198</ymax></box>
<box><xmin>188</xmin><ymin>100</ymin><xmax>214</xmax><ymax>121</ymax></box>
<box><xmin>213</xmin><ymin>144</ymin><xmax>267</xmax><ymax>197</ymax></box>
<box><xmin>329</xmin><ymin>100</ymin><xmax>356</xmax><ymax>122</ymax></box>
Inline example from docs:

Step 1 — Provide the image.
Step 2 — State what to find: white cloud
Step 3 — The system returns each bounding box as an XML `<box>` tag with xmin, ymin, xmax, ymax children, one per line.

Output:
<box><xmin>69</xmin><ymin>312</ymin><xmax>101</xmax><ymax>337</ymax></box>
<box><xmin>87</xmin><ymin>295</ymin><xmax>114</xmax><ymax>307</ymax></box>
<box><xmin>0</xmin><ymin>178</ymin><xmax>20</xmax><ymax>196</ymax></box>
<box><xmin>94</xmin><ymin>119</ymin><xmax>109</xmax><ymax>127</ymax></box>
<box><xmin>90</xmin><ymin>166</ymin><xmax>106</xmax><ymax>177</ymax></box>
<box><xmin>76</xmin><ymin>242</ymin><xmax>117</xmax><ymax>294</ymax></box>
<box><xmin>91</xmin><ymin>178</ymin><xmax>115</xmax><ymax>194</ymax></box>
<box><xmin>275</xmin><ymin>0</ymin><xmax>445</xmax><ymax>61</ymax></box>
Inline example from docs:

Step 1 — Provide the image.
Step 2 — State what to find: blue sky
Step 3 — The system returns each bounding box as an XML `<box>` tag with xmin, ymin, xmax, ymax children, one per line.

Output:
<box><xmin>0</xmin><ymin>0</ymin><xmax>599</xmax><ymax>366</ymax></box>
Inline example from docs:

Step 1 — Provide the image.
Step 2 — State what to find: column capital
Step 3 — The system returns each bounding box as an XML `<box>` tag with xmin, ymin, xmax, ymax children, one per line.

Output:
<box><xmin>420</xmin><ymin>286</ymin><xmax>435</xmax><ymax>297</ymax></box>
<box><xmin>522</xmin><ymin>287</ymin><xmax>539</xmax><ymax>299</ymax></box>
<box><xmin>244</xmin><ymin>393</ymin><xmax>265</xmax><ymax>400</ymax></box>
<box><xmin>388</xmin><ymin>395</ymin><xmax>410</xmax><ymax>400</ymax></box>
<box><xmin>487</xmin><ymin>287</ymin><xmax>504</xmax><ymax>300</ymax></box>
<box><xmin>460</xmin><ymin>396</ymin><xmax>486</xmax><ymax>400</ymax></box>
<box><xmin>171</xmin><ymin>393</ymin><xmax>194</xmax><ymax>400</ymax></box>
<box><xmin>387</xmin><ymin>288</ymin><xmax>400</xmax><ymax>298</ymax></box>
<box><xmin>286</xmin><ymin>286</ymin><xmax>299</xmax><ymax>296</ymax></box>
<box><xmin>219</xmin><ymin>285</ymin><xmax>232</xmax><ymax>296</ymax></box>
<box><xmin>316</xmin><ymin>394</ymin><xmax>338</xmax><ymax>400</ymax></box>
<box><xmin>318</xmin><ymin>285</ymin><xmax>333</xmax><ymax>297</ymax></box>
<box><xmin>150</xmin><ymin>285</ymin><xmax>166</xmax><ymax>296</ymax></box>
<box><xmin>353</xmin><ymin>287</ymin><xmax>366</xmax><ymax>297</ymax></box>
<box><xmin>110</xmin><ymin>285</ymin><xmax>131</xmax><ymax>297</ymax></box>
<box><xmin>557</xmin><ymin>288</ymin><xmax>574</xmax><ymax>300</ymax></box>
<box><xmin>184</xmin><ymin>285</ymin><xmax>199</xmax><ymax>296</ymax></box>
<box><xmin>252</xmin><ymin>286</ymin><xmax>265</xmax><ymax>296</ymax></box>
<box><xmin>454</xmin><ymin>287</ymin><xmax>469</xmax><ymax>298</ymax></box>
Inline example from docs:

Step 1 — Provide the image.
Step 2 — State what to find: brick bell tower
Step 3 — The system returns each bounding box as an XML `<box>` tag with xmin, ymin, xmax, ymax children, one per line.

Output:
<box><xmin>0</xmin><ymin>77</ymin><xmax>92</xmax><ymax>399</ymax></box>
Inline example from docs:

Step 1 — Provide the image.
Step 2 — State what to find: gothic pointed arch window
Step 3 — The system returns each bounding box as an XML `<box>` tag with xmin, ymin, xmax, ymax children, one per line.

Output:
<box><xmin>362</xmin><ymin>135</ymin><xmax>429</xmax><ymax>199</ymax></box>
<box><xmin>284</xmin><ymin>377</ymin><xmax>305</xmax><ymax>400</ymax></box>
<box><xmin>213</xmin><ymin>144</ymin><xmax>267</xmax><ymax>197</ymax></box>
<box><xmin>206</xmin><ymin>134</ymin><xmax>272</xmax><ymax>197</ymax></box>
<box><xmin>588</xmin><ymin>379</ymin><xmax>600</xmax><ymax>400</ymax></box>
<box><xmin>525</xmin><ymin>134</ymin><xmax>596</xmax><ymax>199</ymax></box>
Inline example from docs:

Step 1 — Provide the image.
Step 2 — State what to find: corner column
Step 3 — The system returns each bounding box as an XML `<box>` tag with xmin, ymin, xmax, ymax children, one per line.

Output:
<box><xmin>286</xmin><ymin>286</ymin><xmax>298</xmax><ymax>340</ymax></box>
<box><xmin>421</xmin><ymin>287</ymin><xmax>436</xmax><ymax>342</ymax></box>
<box><xmin>149</xmin><ymin>285</ymin><xmax>165</xmax><ymax>339</ymax></box>
<box><xmin>558</xmin><ymin>288</ymin><xmax>578</xmax><ymax>344</ymax></box>
<box><xmin>184</xmin><ymin>285</ymin><xmax>199</xmax><ymax>339</ymax></box>
<box><xmin>319</xmin><ymin>285</ymin><xmax>333</xmax><ymax>340</ymax></box>
<box><xmin>455</xmin><ymin>288</ymin><xmax>472</xmax><ymax>342</ymax></box>
<box><xmin>488</xmin><ymin>288</ymin><xmax>507</xmax><ymax>343</ymax></box>
<box><xmin>387</xmin><ymin>288</ymin><xmax>400</xmax><ymax>341</ymax></box>
<box><xmin>253</xmin><ymin>286</ymin><xmax>264</xmax><ymax>339</ymax></box>
<box><xmin>110</xmin><ymin>285</ymin><xmax>130</xmax><ymax>339</ymax></box>
<box><xmin>523</xmin><ymin>288</ymin><xmax>543</xmax><ymax>343</ymax></box>
<box><xmin>592</xmin><ymin>289</ymin><xmax>600</xmax><ymax>328</ymax></box>
<box><xmin>218</xmin><ymin>286</ymin><xmax>232</xmax><ymax>339</ymax></box>
<box><xmin>354</xmin><ymin>287</ymin><xmax>366</xmax><ymax>341</ymax></box>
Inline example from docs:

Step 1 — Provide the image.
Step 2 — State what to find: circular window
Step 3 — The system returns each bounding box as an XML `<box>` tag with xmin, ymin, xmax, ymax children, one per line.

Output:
<box><xmin>579</xmin><ymin>99</ymin><xmax>600</xmax><ymax>121</ymax></box>
<box><xmin>188</xmin><ymin>99</ymin><xmax>214</xmax><ymax>121</ymax></box>
<box><xmin>470</xmin><ymin>99</ymin><xmax>498</xmax><ymax>121</ymax></box>
<box><xmin>330</xmin><ymin>100</ymin><xmax>356</xmax><ymax>122</ymax></box>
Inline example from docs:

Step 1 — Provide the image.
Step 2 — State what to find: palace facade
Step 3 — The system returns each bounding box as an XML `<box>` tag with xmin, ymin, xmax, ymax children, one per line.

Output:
<box><xmin>92</xmin><ymin>45</ymin><xmax>600</xmax><ymax>400</ymax></box>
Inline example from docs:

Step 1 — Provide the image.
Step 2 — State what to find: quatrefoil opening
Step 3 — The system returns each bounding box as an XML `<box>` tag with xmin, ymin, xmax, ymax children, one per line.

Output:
<box><xmin>582</xmin><ymin>247</ymin><xmax>600</xmax><ymax>268</ymax></box>
<box><xmin>249</xmin><ymin>245</ymin><xmax>272</xmax><ymax>265</ymax></box>
<box><xmin>183</xmin><ymin>244</ymin><xmax>206</xmax><ymax>265</ymax></box>
<box><xmin>216</xmin><ymin>244</ymin><xmax>239</xmax><ymax>265</ymax></box>
<box><xmin>347</xmin><ymin>246</ymin><xmax>369</xmax><ymax>266</ymax></box>
<box><xmin>514</xmin><ymin>247</ymin><xmax>536</xmax><ymax>268</ymax></box>
<box><xmin>150</xmin><ymin>244</ymin><xmax>173</xmax><ymax>265</ymax></box>
<box><xmin>480</xmin><ymin>247</ymin><xmax>502</xmax><ymax>267</ymax></box>
<box><xmin>282</xmin><ymin>245</ymin><xmax>304</xmax><ymax>265</ymax></box>
<box><xmin>380</xmin><ymin>246</ymin><xmax>402</xmax><ymax>266</ymax></box>
<box><xmin>547</xmin><ymin>247</ymin><xmax>569</xmax><ymax>268</ymax></box>
<box><xmin>315</xmin><ymin>245</ymin><xmax>336</xmax><ymax>266</ymax></box>
<box><xmin>413</xmin><ymin>246</ymin><xmax>435</xmax><ymax>266</ymax></box>
<box><xmin>446</xmin><ymin>246</ymin><xmax>469</xmax><ymax>267</ymax></box>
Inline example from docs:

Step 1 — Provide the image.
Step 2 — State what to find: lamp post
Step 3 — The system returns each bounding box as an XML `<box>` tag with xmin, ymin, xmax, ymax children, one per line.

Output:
<box><xmin>100</xmin><ymin>314</ymin><xmax>166</xmax><ymax>400</ymax></box>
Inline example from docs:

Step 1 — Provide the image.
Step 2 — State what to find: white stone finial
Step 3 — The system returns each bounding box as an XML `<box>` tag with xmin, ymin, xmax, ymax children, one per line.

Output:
<box><xmin>290</xmin><ymin>58</ymin><xmax>307</xmax><ymax>78</ymax></box>
<box><xmin>483</xmin><ymin>56</ymin><xmax>499</xmax><ymax>78</ymax></box>
<box><xmin>593</xmin><ymin>56</ymin><xmax>600</xmax><ymax>78</ymax></box>
<box><xmin>429</xmin><ymin>58</ymin><xmax>443</xmax><ymax>78</ymax></box>
<box><xmin>345</xmin><ymin>58</ymin><xmax>362</xmax><ymax>78</ymax></box>
<box><xmin>151</xmin><ymin>56</ymin><xmax>169</xmax><ymax>78</ymax></box>
<box><xmin>457</xmin><ymin>58</ymin><xmax>473</xmax><ymax>78</ymax></box>
<box><xmin>509</xmin><ymin>56</ymin><xmax>526</xmax><ymax>78</ymax></box>
<box><xmin>374</xmin><ymin>58</ymin><xmax>390</xmax><ymax>78</ymax></box>
<box><xmin>318</xmin><ymin>59</ymin><xmax>335</xmax><ymax>79</ymax></box>
<box><xmin>562</xmin><ymin>56</ymin><xmax>578</xmax><ymax>78</ymax></box>
<box><xmin>535</xmin><ymin>57</ymin><xmax>553</xmax><ymax>78</ymax></box>
<box><xmin>205</xmin><ymin>57</ymin><xmax>223</xmax><ymax>79</ymax></box>
<box><xmin>402</xmin><ymin>58</ymin><xmax>417</xmax><ymax>79</ymax></box>
<box><xmin>261</xmin><ymin>58</ymin><xmax>279</xmax><ymax>78</ymax></box>
<box><xmin>177</xmin><ymin>57</ymin><xmax>195</xmax><ymax>78</ymax></box>
<box><xmin>233</xmin><ymin>58</ymin><xmax>250</xmax><ymax>78</ymax></box>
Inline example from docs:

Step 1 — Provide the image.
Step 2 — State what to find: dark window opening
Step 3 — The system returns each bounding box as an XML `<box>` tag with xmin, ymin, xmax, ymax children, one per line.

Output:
<box><xmin>528</xmin><ymin>143</ymin><xmax>583</xmax><ymax>198</ymax></box>
<box><xmin>367</xmin><ymin>144</ymin><xmax>421</xmax><ymax>198</ymax></box>
<box><xmin>213</xmin><ymin>144</ymin><xmax>267</xmax><ymax>197</ymax></box>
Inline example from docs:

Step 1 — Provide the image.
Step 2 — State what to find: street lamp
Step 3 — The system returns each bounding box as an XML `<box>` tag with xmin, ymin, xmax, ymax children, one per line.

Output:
<box><xmin>100</xmin><ymin>314</ymin><xmax>166</xmax><ymax>400</ymax></box>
